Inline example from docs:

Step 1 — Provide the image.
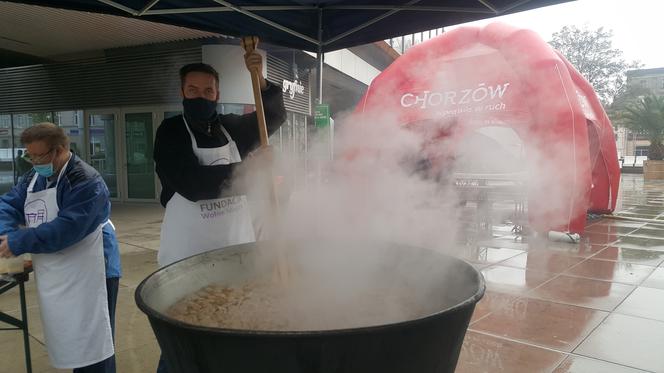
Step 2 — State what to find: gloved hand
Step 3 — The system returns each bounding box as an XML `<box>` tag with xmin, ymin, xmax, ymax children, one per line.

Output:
<box><xmin>244</xmin><ymin>50</ymin><xmax>267</xmax><ymax>90</ymax></box>
<box><xmin>0</xmin><ymin>235</ymin><xmax>15</xmax><ymax>258</ymax></box>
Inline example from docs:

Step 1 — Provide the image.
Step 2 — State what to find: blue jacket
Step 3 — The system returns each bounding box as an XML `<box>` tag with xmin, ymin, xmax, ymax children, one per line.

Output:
<box><xmin>0</xmin><ymin>154</ymin><xmax>121</xmax><ymax>278</ymax></box>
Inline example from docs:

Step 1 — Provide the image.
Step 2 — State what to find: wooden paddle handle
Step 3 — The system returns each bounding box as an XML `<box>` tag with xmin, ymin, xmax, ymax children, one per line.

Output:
<box><xmin>241</xmin><ymin>36</ymin><xmax>269</xmax><ymax>147</ymax></box>
<box><xmin>241</xmin><ymin>37</ymin><xmax>289</xmax><ymax>283</ymax></box>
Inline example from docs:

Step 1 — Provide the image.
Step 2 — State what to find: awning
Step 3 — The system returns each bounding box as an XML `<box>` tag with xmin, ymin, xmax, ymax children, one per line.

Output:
<box><xmin>4</xmin><ymin>0</ymin><xmax>573</xmax><ymax>53</ymax></box>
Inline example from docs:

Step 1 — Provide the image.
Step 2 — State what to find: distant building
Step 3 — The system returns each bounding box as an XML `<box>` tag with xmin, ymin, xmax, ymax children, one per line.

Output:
<box><xmin>626</xmin><ymin>67</ymin><xmax>664</xmax><ymax>96</ymax></box>
<box><xmin>616</xmin><ymin>67</ymin><xmax>664</xmax><ymax>159</ymax></box>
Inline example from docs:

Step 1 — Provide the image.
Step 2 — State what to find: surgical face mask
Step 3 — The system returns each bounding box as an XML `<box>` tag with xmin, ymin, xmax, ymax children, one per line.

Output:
<box><xmin>29</xmin><ymin>148</ymin><xmax>56</xmax><ymax>177</ymax></box>
<box><xmin>33</xmin><ymin>163</ymin><xmax>54</xmax><ymax>178</ymax></box>
<box><xmin>183</xmin><ymin>97</ymin><xmax>217</xmax><ymax>122</ymax></box>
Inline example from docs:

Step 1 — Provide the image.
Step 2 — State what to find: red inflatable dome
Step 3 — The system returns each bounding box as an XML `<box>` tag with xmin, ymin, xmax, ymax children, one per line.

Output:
<box><xmin>353</xmin><ymin>23</ymin><xmax>619</xmax><ymax>234</ymax></box>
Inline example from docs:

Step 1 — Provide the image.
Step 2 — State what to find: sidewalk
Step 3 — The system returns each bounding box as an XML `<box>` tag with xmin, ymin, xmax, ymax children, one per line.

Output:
<box><xmin>0</xmin><ymin>203</ymin><xmax>165</xmax><ymax>373</ymax></box>
<box><xmin>1</xmin><ymin>174</ymin><xmax>663</xmax><ymax>372</ymax></box>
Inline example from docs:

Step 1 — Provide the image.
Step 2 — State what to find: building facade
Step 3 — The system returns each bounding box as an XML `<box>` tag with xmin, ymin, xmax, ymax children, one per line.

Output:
<box><xmin>626</xmin><ymin>67</ymin><xmax>664</xmax><ymax>96</ymax></box>
<box><xmin>0</xmin><ymin>38</ymin><xmax>387</xmax><ymax>199</ymax></box>
<box><xmin>617</xmin><ymin>67</ymin><xmax>664</xmax><ymax>159</ymax></box>
<box><xmin>0</xmin><ymin>2</ymin><xmax>402</xmax><ymax>200</ymax></box>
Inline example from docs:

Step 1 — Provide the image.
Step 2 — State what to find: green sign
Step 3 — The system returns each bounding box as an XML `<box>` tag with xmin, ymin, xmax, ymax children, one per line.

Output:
<box><xmin>314</xmin><ymin>104</ymin><xmax>330</xmax><ymax>128</ymax></box>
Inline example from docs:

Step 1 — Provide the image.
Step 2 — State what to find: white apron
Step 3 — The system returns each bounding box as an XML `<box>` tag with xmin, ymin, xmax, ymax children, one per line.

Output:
<box><xmin>26</xmin><ymin>159</ymin><xmax>114</xmax><ymax>369</ymax></box>
<box><xmin>158</xmin><ymin>117</ymin><xmax>255</xmax><ymax>267</ymax></box>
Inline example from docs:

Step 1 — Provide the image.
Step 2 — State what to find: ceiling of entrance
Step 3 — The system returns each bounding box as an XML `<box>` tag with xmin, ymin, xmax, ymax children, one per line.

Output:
<box><xmin>0</xmin><ymin>1</ymin><xmax>220</xmax><ymax>60</ymax></box>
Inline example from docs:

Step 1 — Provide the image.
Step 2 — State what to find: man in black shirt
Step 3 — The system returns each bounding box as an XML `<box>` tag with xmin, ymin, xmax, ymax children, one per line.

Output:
<box><xmin>153</xmin><ymin>51</ymin><xmax>285</xmax><ymax>373</ymax></box>
<box><xmin>154</xmin><ymin>52</ymin><xmax>286</xmax><ymax>268</ymax></box>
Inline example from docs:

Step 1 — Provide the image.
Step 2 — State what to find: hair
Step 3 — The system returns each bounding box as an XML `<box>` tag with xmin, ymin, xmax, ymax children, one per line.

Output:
<box><xmin>179</xmin><ymin>63</ymin><xmax>220</xmax><ymax>87</ymax></box>
<box><xmin>20</xmin><ymin>122</ymin><xmax>70</xmax><ymax>150</ymax></box>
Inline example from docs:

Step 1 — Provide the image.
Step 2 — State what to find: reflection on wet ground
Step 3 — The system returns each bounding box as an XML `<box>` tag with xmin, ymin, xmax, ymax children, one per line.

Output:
<box><xmin>457</xmin><ymin>174</ymin><xmax>664</xmax><ymax>372</ymax></box>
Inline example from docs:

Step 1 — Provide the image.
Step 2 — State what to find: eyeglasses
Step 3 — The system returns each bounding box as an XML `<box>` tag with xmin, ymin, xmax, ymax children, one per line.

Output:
<box><xmin>25</xmin><ymin>149</ymin><xmax>55</xmax><ymax>165</ymax></box>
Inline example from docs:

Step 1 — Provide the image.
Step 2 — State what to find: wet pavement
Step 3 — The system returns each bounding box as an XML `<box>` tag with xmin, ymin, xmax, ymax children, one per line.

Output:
<box><xmin>457</xmin><ymin>174</ymin><xmax>664</xmax><ymax>373</ymax></box>
<box><xmin>1</xmin><ymin>174</ymin><xmax>663</xmax><ymax>372</ymax></box>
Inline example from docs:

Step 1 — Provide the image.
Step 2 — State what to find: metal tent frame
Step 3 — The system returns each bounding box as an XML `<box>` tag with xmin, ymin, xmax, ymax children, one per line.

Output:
<box><xmin>37</xmin><ymin>0</ymin><xmax>571</xmax><ymax>103</ymax></box>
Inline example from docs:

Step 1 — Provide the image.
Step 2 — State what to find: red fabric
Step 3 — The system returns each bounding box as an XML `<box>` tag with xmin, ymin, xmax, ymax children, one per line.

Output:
<box><xmin>351</xmin><ymin>23</ymin><xmax>619</xmax><ymax>234</ymax></box>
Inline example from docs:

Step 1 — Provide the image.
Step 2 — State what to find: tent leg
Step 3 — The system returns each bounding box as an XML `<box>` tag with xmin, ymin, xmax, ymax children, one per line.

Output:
<box><xmin>315</xmin><ymin>46</ymin><xmax>324</xmax><ymax>187</ymax></box>
<box><xmin>317</xmin><ymin>8</ymin><xmax>323</xmax><ymax>105</ymax></box>
<box><xmin>317</xmin><ymin>48</ymin><xmax>323</xmax><ymax>105</ymax></box>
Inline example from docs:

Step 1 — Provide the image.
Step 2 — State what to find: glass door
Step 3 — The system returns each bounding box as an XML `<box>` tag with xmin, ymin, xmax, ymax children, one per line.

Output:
<box><xmin>123</xmin><ymin>112</ymin><xmax>155</xmax><ymax>200</ymax></box>
<box><xmin>87</xmin><ymin>111</ymin><xmax>119</xmax><ymax>198</ymax></box>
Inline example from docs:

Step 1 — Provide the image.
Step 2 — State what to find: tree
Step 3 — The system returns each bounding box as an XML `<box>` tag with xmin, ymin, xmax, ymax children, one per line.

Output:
<box><xmin>607</xmin><ymin>84</ymin><xmax>652</xmax><ymax>126</ymax></box>
<box><xmin>549</xmin><ymin>25</ymin><xmax>641</xmax><ymax>105</ymax></box>
<box><xmin>621</xmin><ymin>95</ymin><xmax>664</xmax><ymax>160</ymax></box>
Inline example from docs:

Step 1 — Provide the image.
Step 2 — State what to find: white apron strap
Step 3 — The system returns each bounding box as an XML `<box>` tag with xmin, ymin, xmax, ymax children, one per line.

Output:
<box><xmin>104</xmin><ymin>220</ymin><xmax>115</xmax><ymax>230</ymax></box>
<box><xmin>218</xmin><ymin>124</ymin><xmax>233</xmax><ymax>142</ymax></box>
<box><xmin>27</xmin><ymin>172</ymin><xmax>39</xmax><ymax>193</ymax></box>
<box><xmin>182</xmin><ymin>115</ymin><xmax>198</xmax><ymax>146</ymax></box>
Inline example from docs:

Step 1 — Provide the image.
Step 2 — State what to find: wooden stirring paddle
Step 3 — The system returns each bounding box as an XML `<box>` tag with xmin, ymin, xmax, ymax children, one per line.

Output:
<box><xmin>240</xmin><ymin>36</ymin><xmax>290</xmax><ymax>284</ymax></box>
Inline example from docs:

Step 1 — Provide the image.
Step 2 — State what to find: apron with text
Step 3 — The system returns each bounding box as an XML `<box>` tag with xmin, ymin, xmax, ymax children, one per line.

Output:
<box><xmin>158</xmin><ymin>117</ymin><xmax>255</xmax><ymax>267</ymax></box>
<box><xmin>26</xmin><ymin>159</ymin><xmax>114</xmax><ymax>369</ymax></box>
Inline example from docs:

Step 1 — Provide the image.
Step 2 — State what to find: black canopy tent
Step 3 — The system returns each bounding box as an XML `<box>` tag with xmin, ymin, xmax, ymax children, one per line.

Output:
<box><xmin>6</xmin><ymin>0</ymin><xmax>573</xmax><ymax>103</ymax></box>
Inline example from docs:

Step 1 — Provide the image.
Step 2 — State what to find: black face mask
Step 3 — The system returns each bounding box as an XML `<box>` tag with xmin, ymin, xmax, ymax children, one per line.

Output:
<box><xmin>182</xmin><ymin>97</ymin><xmax>217</xmax><ymax>123</ymax></box>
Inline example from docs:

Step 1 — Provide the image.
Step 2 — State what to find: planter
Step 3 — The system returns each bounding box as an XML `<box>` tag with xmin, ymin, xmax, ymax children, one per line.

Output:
<box><xmin>644</xmin><ymin>160</ymin><xmax>664</xmax><ymax>180</ymax></box>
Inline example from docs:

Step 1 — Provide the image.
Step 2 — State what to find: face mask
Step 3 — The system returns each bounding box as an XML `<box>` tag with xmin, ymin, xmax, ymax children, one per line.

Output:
<box><xmin>33</xmin><ymin>163</ymin><xmax>54</xmax><ymax>178</ymax></box>
<box><xmin>183</xmin><ymin>98</ymin><xmax>217</xmax><ymax>122</ymax></box>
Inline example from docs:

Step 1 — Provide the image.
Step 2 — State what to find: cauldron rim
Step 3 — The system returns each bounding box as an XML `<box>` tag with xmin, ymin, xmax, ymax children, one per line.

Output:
<box><xmin>135</xmin><ymin>242</ymin><xmax>486</xmax><ymax>337</ymax></box>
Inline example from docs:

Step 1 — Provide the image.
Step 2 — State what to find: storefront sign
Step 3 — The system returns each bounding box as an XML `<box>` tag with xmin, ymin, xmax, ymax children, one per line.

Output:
<box><xmin>282</xmin><ymin>79</ymin><xmax>305</xmax><ymax>99</ymax></box>
<box><xmin>315</xmin><ymin>104</ymin><xmax>330</xmax><ymax>128</ymax></box>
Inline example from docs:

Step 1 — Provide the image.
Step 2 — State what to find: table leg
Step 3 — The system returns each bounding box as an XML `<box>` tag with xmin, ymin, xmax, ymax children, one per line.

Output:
<box><xmin>19</xmin><ymin>281</ymin><xmax>32</xmax><ymax>373</ymax></box>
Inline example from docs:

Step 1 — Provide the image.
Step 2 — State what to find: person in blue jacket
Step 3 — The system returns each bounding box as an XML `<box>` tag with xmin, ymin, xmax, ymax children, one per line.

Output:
<box><xmin>0</xmin><ymin>123</ymin><xmax>121</xmax><ymax>373</ymax></box>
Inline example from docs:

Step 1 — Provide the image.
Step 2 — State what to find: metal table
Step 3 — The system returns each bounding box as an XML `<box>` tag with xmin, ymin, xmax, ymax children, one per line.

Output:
<box><xmin>1</xmin><ymin>265</ymin><xmax>33</xmax><ymax>373</ymax></box>
<box><xmin>454</xmin><ymin>172</ymin><xmax>529</xmax><ymax>235</ymax></box>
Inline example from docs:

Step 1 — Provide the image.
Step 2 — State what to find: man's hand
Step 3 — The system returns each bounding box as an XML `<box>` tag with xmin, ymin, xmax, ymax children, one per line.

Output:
<box><xmin>244</xmin><ymin>51</ymin><xmax>268</xmax><ymax>90</ymax></box>
<box><xmin>0</xmin><ymin>235</ymin><xmax>14</xmax><ymax>258</ymax></box>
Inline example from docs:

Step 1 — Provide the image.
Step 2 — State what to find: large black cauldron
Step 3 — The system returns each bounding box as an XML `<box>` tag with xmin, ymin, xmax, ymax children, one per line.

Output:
<box><xmin>135</xmin><ymin>240</ymin><xmax>484</xmax><ymax>373</ymax></box>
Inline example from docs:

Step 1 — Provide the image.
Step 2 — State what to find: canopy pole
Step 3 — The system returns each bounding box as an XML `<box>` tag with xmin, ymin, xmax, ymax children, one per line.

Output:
<box><xmin>317</xmin><ymin>8</ymin><xmax>323</xmax><ymax>105</ymax></box>
<box><xmin>314</xmin><ymin>7</ymin><xmax>327</xmax><ymax>192</ymax></box>
<box><xmin>138</xmin><ymin>0</ymin><xmax>161</xmax><ymax>16</ymax></box>
<box><xmin>317</xmin><ymin>49</ymin><xmax>323</xmax><ymax>105</ymax></box>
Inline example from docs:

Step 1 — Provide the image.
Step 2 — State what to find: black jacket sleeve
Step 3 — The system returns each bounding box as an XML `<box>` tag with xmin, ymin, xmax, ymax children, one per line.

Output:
<box><xmin>223</xmin><ymin>81</ymin><xmax>287</xmax><ymax>157</ymax></box>
<box><xmin>154</xmin><ymin>116</ymin><xmax>236</xmax><ymax>205</ymax></box>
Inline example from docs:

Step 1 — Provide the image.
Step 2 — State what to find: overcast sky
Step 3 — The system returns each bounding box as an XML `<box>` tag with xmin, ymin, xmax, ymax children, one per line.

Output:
<box><xmin>450</xmin><ymin>0</ymin><xmax>662</xmax><ymax>69</ymax></box>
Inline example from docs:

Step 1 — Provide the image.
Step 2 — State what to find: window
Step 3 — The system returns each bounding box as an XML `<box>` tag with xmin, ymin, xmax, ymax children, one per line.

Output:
<box><xmin>54</xmin><ymin>110</ymin><xmax>84</xmax><ymax>158</ymax></box>
<box><xmin>635</xmin><ymin>146</ymin><xmax>649</xmax><ymax>157</ymax></box>
<box><xmin>0</xmin><ymin>114</ymin><xmax>14</xmax><ymax>193</ymax></box>
<box><xmin>0</xmin><ymin>114</ymin><xmax>10</xmax><ymax>129</ymax></box>
<box><xmin>404</xmin><ymin>34</ymin><xmax>413</xmax><ymax>51</ymax></box>
<box><xmin>219</xmin><ymin>103</ymin><xmax>254</xmax><ymax>115</ymax></box>
<box><xmin>632</xmin><ymin>130</ymin><xmax>649</xmax><ymax>140</ymax></box>
<box><xmin>6</xmin><ymin>112</ymin><xmax>55</xmax><ymax>189</ymax></box>
<box><xmin>267</xmin><ymin>112</ymin><xmax>310</xmax><ymax>187</ymax></box>
<box><xmin>414</xmin><ymin>32</ymin><xmax>422</xmax><ymax>45</ymax></box>
<box><xmin>12</xmin><ymin>112</ymin><xmax>53</xmax><ymax>130</ymax></box>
